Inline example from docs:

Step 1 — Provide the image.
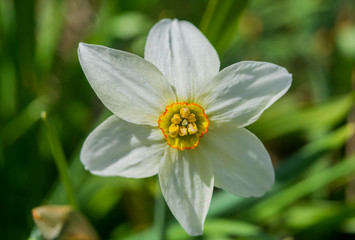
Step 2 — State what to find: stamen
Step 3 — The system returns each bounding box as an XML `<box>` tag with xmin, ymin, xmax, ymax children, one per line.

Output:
<box><xmin>171</xmin><ymin>114</ymin><xmax>182</xmax><ymax>124</ymax></box>
<box><xmin>179</xmin><ymin>126</ymin><xmax>188</xmax><ymax>136</ymax></box>
<box><xmin>187</xmin><ymin>123</ymin><xmax>198</xmax><ymax>134</ymax></box>
<box><xmin>180</xmin><ymin>108</ymin><xmax>190</xmax><ymax>118</ymax></box>
<box><xmin>169</xmin><ymin>124</ymin><xmax>179</xmax><ymax>137</ymax></box>
<box><xmin>187</xmin><ymin>113</ymin><xmax>196</xmax><ymax>123</ymax></box>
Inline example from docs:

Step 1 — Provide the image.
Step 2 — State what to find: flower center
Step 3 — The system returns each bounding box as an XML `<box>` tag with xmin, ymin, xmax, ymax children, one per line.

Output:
<box><xmin>158</xmin><ymin>102</ymin><xmax>209</xmax><ymax>150</ymax></box>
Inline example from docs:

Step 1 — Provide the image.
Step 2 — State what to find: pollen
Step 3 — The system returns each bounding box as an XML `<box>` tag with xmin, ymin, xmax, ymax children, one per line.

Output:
<box><xmin>158</xmin><ymin>102</ymin><xmax>209</xmax><ymax>150</ymax></box>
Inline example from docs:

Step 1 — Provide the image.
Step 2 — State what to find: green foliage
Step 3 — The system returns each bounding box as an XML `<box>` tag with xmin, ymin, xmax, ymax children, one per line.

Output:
<box><xmin>0</xmin><ymin>0</ymin><xmax>355</xmax><ymax>239</ymax></box>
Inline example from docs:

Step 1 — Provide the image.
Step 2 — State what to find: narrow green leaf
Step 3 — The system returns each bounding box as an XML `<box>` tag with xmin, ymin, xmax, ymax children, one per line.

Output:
<box><xmin>35</xmin><ymin>0</ymin><xmax>65</xmax><ymax>76</ymax></box>
<box><xmin>293</xmin><ymin>204</ymin><xmax>355</xmax><ymax>239</ymax></box>
<box><xmin>199</xmin><ymin>0</ymin><xmax>218</xmax><ymax>34</ymax></box>
<box><xmin>285</xmin><ymin>201</ymin><xmax>343</xmax><ymax>229</ymax></box>
<box><xmin>0</xmin><ymin>59</ymin><xmax>16</xmax><ymax>119</ymax></box>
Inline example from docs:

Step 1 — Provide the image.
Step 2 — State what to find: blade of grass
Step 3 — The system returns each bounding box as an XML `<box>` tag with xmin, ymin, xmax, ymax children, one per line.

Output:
<box><xmin>0</xmin><ymin>59</ymin><xmax>16</xmax><ymax>120</ymax></box>
<box><xmin>199</xmin><ymin>0</ymin><xmax>218</xmax><ymax>34</ymax></box>
<box><xmin>35</xmin><ymin>0</ymin><xmax>65</xmax><ymax>77</ymax></box>
<box><xmin>294</xmin><ymin>204</ymin><xmax>355</xmax><ymax>239</ymax></box>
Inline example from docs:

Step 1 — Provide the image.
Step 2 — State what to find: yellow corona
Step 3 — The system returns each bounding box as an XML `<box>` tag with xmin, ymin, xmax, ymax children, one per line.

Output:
<box><xmin>158</xmin><ymin>102</ymin><xmax>209</xmax><ymax>150</ymax></box>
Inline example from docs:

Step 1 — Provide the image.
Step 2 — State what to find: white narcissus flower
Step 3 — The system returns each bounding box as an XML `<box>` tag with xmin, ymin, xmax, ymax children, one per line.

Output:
<box><xmin>78</xmin><ymin>19</ymin><xmax>292</xmax><ymax>236</ymax></box>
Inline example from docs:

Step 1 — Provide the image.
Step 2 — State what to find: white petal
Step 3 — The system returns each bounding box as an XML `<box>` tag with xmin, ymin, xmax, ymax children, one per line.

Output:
<box><xmin>201</xmin><ymin>61</ymin><xmax>292</xmax><ymax>127</ymax></box>
<box><xmin>159</xmin><ymin>147</ymin><xmax>214</xmax><ymax>236</ymax></box>
<box><xmin>81</xmin><ymin>115</ymin><xmax>166</xmax><ymax>178</ymax></box>
<box><xmin>145</xmin><ymin>19</ymin><xmax>220</xmax><ymax>102</ymax></box>
<box><xmin>199</xmin><ymin>125</ymin><xmax>274</xmax><ymax>197</ymax></box>
<box><xmin>78</xmin><ymin>43</ymin><xmax>175</xmax><ymax>126</ymax></box>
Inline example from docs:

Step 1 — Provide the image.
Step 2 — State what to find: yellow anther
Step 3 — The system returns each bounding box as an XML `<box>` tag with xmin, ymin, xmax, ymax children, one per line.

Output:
<box><xmin>179</xmin><ymin>126</ymin><xmax>188</xmax><ymax>136</ymax></box>
<box><xmin>180</xmin><ymin>108</ymin><xmax>190</xmax><ymax>118</ymax></box>
<box><xmin>169</xmin><ymin>124</ymin><xmax>179</xmax><ymax>138</ymax></box>
<box><xmin>187</xmin><ymin>123</ymin><xmax>198</xmax><ymax>135</ymax></box>
<box><xmin>181</xmin><ymin>119</ymin><xmax>188</xmax><ymax>126</ymax></box>
<box><xmin>187</xmin><ymin>113</ymin><xmax>196</xmax><ymax>123</ymax></box>
<box><xmin>171</xmin><ymin>114</ymin><xmax>182</xmax><ymax>124</ymax></box>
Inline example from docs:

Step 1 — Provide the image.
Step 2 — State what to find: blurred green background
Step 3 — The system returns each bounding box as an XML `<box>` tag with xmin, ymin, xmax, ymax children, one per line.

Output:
<box><xmin>1</xmin><ymin>0</ymin><xmax>355</xmax><ymax>239</ymax></box>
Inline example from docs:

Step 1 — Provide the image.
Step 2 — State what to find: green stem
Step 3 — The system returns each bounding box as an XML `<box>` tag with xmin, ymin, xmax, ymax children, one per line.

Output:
<box><xmin>199</xmin><ymin>0</ymin><xmax>218</xmax><ymax>34</ymax></box>
<box><xmin>41</xmin><ymin>111</ymin><xmax>78</xmax><ymax>210</ymax></box>
<box><xmin>154</xmin><ymin>179</ymin><xmax>167</xmax><ymax>240</ymax></box>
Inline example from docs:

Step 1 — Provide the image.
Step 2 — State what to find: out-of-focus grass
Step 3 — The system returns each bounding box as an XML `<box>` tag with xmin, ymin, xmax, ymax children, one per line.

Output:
<box><xmin>0</xmin><ymin>0</ymin><xmax>355</xmax><ymax>239</ymax></box>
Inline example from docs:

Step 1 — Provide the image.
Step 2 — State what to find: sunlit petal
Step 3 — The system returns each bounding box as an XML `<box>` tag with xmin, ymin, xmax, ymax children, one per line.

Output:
<box><xmin>159</xmin><ymin>147</ymin><xmax>214</xmax><ymax>235</ymax></box>
<box><xmin>201</xmin><ymin>61</ymin><xmax>292</xmax><ymax>127</ymax></box>
<box><xmin>145</xmin><ymin>19</ymin><xmax>220</xmax><ymax>102</ymax></box>
<box><xmin>78</xmin><ymin>43</ymin><xmax>175</xmax><ymax>126</ymax></box>
<box><xmin>200</xmin><ymin>125</ymin><xmax>274</xmax><ymax>197</ymax></box>
<box><xmin>81</xmin><ymin>115</ymin><xmax>165</xmax><ymax>178</ymax></box>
